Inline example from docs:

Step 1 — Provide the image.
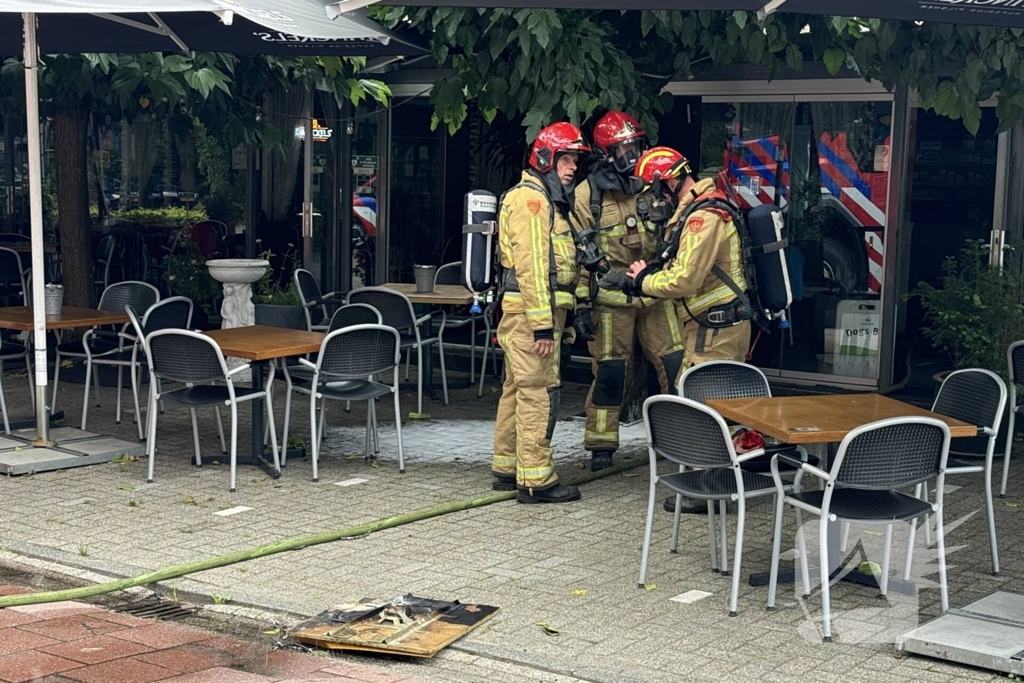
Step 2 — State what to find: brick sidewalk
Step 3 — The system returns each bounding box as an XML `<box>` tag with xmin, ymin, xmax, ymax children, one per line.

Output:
<box><xmin>0</xmin><ymin>587</ymin><xmax>425</xmax><ymax>683</ymax></box>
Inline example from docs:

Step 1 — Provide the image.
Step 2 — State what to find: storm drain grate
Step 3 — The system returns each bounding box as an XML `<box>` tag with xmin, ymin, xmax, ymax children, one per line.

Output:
<box><xmin>110</xmin><ymin>596</ymin><xmax>196</xmax><ymax>622</ymax></box>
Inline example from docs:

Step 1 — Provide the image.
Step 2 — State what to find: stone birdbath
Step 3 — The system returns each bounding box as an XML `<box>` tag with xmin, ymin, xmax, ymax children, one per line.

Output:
<box><xmin>206</xmin><ymin>258</ymin><xmax>269</xmax><ymax>381</ymax></box>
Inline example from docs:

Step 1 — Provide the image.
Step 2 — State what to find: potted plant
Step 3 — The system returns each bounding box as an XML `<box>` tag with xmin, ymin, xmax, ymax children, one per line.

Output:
<box><xmin>252</xmin><ymin>242</ymin><xmax>306</xmax><ymax>330</ymax></box>
<box><xmin>913</xmin><ymin>239</ymin><xmax>1024</xmax><ymax>380</ymax></box>
<box><xmin>912</xmin><ymin>239</ymin><xmax>1024</xmax><ymax>454</ymax></box>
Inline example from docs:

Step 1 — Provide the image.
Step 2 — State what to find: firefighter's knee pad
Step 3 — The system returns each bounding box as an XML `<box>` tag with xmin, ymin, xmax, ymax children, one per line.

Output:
<box><xmin>593</xmin><ymin>359</ymin><xmax>625</xmax><ymax>407</ymax></box>
<box><xmin>661</xmin><ymin>350</ymin><xmax>684</xmax><ymax>391</ymax></box>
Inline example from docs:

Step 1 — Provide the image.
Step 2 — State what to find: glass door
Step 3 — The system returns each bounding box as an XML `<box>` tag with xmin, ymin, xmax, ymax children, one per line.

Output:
<box><xmin>701</xmin><ymin>98</ymin><xmax>893</xmax><ymax>385</ymax></box>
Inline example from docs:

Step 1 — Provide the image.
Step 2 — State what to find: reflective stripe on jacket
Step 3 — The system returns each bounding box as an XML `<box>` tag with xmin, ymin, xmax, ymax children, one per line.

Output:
<box><xmin>642</xmin><ymin>178</ymin><xmax>747</xmax><ymax>317</ymax></box>
<box><xmin>499</xmin><ymin>171</ymin><xmax>578</xmax><ymax>329</ymax></box>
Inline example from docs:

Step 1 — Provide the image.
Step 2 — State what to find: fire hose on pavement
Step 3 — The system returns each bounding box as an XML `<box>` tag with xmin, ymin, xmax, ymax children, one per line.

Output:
<box><xmin>0</xmin><ymin>455</ymin><xmax>655</xmax><ymax>608</ymax></box>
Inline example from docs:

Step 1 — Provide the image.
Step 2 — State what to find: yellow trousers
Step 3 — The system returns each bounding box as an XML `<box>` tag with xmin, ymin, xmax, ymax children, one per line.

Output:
<box><xmin>492</xmin><ymin>310</ymin><xmax>567</xmax><ymax>490</ymax></box>
<box><xmin>584</xmin><ymin>300</ymin><xmax>684</xmax><ymax>451</ymax></box>
<box><xmin>681</xmin><ymin>318</ymin><xmax>752</xmax><ymax>368</ymax></box>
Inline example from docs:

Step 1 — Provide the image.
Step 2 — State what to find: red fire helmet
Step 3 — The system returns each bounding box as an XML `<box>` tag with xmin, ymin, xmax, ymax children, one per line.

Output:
<box><xmin>635</xmin><ymin>146</ymin><xmax>692</xmax><ymax>189</ymax></box>
<box><xmin>593</xmin><ymin>111</ymin><xmax>647</xmax><ymax>172</ymax></box>
<box><xmin>529</xmin><ymin>122</ymin><xmax>592</xmax><ymax>174</ymax></box>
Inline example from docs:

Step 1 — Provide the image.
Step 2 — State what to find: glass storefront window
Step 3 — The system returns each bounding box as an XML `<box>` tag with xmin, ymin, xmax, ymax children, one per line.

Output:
<box><xmin>701</xmin><ymin>99</ymin><xmax>892</xmax><ymax>384</ymax></box>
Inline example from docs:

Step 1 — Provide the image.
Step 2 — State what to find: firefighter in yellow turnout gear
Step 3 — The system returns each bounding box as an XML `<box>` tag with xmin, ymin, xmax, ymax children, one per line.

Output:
<box><xmin>491</xmin><ymin>122</ymin><xmax>588</xmax><ymax>504</ymax></box>
<box><xmin>574</xmin><ymin>112</ymin><xmax>684</xmax><ymax>472</ymax></box>
<box><xmin>602</xmin><ymin>146</ymin><xmax>754</xmax><ymax>514</ymax></box>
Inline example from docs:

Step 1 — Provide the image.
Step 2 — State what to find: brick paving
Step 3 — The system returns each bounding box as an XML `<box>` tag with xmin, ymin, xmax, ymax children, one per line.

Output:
<box><xmin>0</xmin><ymin>369</ymin><xmax>1021</xmax><ymax>682</ymax></box>
<box><xmin>0</xmin><ymin>588</ymin><xmax>427</xmax><ymax>683</ymax></box>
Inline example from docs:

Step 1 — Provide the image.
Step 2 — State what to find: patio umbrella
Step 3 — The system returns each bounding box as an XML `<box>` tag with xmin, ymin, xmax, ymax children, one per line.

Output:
<box><xmin>0</xmin><ymin>3</ymin><xmax>425</xmax><ymax>56</ymax></box>
<box><xmin>4</xmin><ymin>3</ymin><xmax>422</xmax><ymax>445</ymax></box>
<box><xmin>352</xmin><ymin>0</ymin><xmax>1024</xmax><ymax>29</ymax></box>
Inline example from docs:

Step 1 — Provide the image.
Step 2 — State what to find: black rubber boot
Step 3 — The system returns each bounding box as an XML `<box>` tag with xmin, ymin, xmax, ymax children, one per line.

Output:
<box><xmin>517</xmin><ymin>483</ymin><xmax>582</xmax><ymax>504</ymax></box>
<box><xmin>492</xmin><ymin>473</ymin><xmax>516</xmax><ymax>492</ymax></box>
<box><xmin>663</xmin><ymin>495</ymin><xmax>707</xmax><ymax>514</ymax></box>
<box><xmin>590</xmin><ymin>450</ymin><xmax>614</xmax><ymax>471</ymax></box>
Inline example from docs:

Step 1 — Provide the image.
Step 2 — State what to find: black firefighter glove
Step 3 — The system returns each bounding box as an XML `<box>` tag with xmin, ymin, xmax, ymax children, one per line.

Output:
<box><xmin>599</xmin><ymin>271</ymin><xmax>646</xmax><ymax>297</ymax></box>
<box><xmin>573</xmin><ymin>307</ymin><xmax>597</xmax><ymax>342</ymax></box>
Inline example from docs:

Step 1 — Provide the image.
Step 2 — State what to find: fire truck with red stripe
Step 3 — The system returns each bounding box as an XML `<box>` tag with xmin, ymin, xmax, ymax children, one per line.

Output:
<box><xmin>720</xmin><ymin>132</ymin><xmax>887</xmax><ymax>294</ymax></box>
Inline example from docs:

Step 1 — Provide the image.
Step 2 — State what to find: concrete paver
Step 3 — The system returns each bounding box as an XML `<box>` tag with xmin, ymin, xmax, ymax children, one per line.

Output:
<box><xmin>0</xmin><ymin>372</ymin><xmax>1021</xmax><ymax>682</ymax></box>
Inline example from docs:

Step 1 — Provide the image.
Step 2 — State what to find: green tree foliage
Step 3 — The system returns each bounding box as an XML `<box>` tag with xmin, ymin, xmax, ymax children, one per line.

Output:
<box><xmin>374</xmin><ymin>8</ymin><xmax>1024</xmax><ymax>139</ymax></box>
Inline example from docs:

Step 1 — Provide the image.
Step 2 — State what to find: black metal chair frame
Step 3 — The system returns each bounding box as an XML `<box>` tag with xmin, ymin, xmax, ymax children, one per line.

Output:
<box><xmin>296</xmin><ymin>323</ymin><xmax>404</xmax><ymax>481</ymax></box>
<box><xmin>52</xmin><ymin>281</ymin><xmax>160</xmax><ymax>418</ymax></box>
<box><xmin>638</xmin><ymin>395</ymin><xmax>781</xmax><ymax>618</ymax></box>
<box><xmin>766</xmin><ymin>416</ymin><xmax>952</xmax><ymax>642</ymax></box>
<box><xmin>294</xmin><ymin>268</ymin><xmax>345</xmax><ymax>332</ymax></box>
<box><xmin>143</xmin><ymin>329</ymin><xmax>279</xmax><ymax>492</ymax></box>
<box><xmin>347</xmin><ymin>286</ymin><xmax>449</xmax><ymax>415</ymax></box>
<box><xmin>280</xmin><ymin>304</ymin><xmax>382</xmax><ymax>467</ymax></box>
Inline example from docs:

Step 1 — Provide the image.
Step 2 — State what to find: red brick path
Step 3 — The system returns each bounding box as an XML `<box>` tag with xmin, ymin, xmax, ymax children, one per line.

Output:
<box><xmin>0</xmin><ymin>587</ymin><xmax>427</xmax><ymax>683</ymax></box>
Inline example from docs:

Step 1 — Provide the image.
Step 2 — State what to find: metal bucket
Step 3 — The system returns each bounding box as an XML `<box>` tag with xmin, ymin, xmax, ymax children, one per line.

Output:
<box><xmin>413</xmin><ymin>265</ymin><xmax>436</xmax><ymax>293</ymax></box>
<box><xmin>44</xmin><ymin>284</ymin><xmax>64</xmax><ymax>315</ymax></box>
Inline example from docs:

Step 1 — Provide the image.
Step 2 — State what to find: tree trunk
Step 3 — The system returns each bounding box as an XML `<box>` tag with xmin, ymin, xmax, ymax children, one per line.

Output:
<box><xmin>53</xmin><ymin>101</ymin><xmax>94</xmax><ymax>309</ymax></box>
<box><xmin>621</xmin><ymin>338</ymin><xmax>649</xmax><ymax>424</ymax></box>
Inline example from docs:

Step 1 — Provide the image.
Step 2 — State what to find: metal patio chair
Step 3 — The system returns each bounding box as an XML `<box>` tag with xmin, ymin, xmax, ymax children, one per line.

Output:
<box><xmin>143</xmin><ymin>329</ymin><xmax>280</xmax><ymax>492</ymax></box>
<box><xmin>281</xmin><ymin>303</ymin><xmax>382</xmax><ymax>465</ymax></box>
<box><xmin>678</xmin><ymin>360</ymin><xmax>813</xmax><ymax>575</ymax></box>
<box><xmin>112</xmin><ymin>298</ymin><xmax>195</xmax><ymax>441</ymax></box>
<box><xmin>0</xmin><ymin>246</ymin><xmax>26</xmax><ymax>307</ymax></box>
<box><xmin>767</xmin><ymin>416</ymin><xmax>951</xmax><ymax>642</ymax></box>
<box><xmin>638</xmin><ymin>395</ymin><xmax>779</xmax><ymax>617</ymax></box>
<box><xmin>294</xmin><ymin>268</ymin><xmax>345</xmax><ymax>332</ymax></box>
<box><xmin>0</xmin><ymin>332</ymin><xmax>33</xmax><ymax>434</ymax></box>
<box><xmin>296</xmin><ymin>323</ymin><xmax>404</xmax><ymax>481</ymax></box>
<box><xmin>52</xmin><ymin>281</ymin><xmax>159</xmax><ymax>416</ymax></box>
<box><xmin>925</xmin><ymin>368</ymin><xmax>1006</xmax><ymax>575</ymax></box>
<box><xmin>94</xmin><ymin>235</ymin><xmax>117</xmax><ymax>294</ymax></box>
<box><xmin>434</xmin><ymin>262</ymin><xmax>484</xmax><ymax>384</ymax></box>
<box><xmin>1003</xmin><ymin>341</ymin><xmax>1024</xmax><ymax>498</ymax></box>
<box><xmin>347</xmin><ymin>286</ymin><xmax>448</xmax><ymax>415</ymax></box>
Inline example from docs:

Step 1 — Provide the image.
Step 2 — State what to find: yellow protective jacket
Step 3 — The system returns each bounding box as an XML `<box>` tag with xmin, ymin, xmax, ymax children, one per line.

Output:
<box><xmin>641</xmin><ymin>178</ymin><xmax>747</xmax><ymax>318</ymax></box>
<box><xmin>574</xmin><ymin>176</ymin><xmax>660</xmax><ymax>308</ymax></box>
<box><xmin>498</xmin><ymin>171</ymin><xmax>579</xmax><ymax>331</ymax></box>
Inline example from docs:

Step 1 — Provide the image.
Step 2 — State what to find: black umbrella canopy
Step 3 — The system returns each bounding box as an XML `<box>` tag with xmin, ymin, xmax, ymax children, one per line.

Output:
<box><xmin>774</xmin><ymin>0</ymin><xmax>1024</xmax><ymax>29</ymax></box>
<box><xmin>360</xmin><ymin>0</ymin><xmax>1024</xmax><ymax>29</ymax></box>
<box><xmin>0</xmin><ymin>2</ymin><xmax>425</xmax><ymax>56</ymax></box>
<box><xmin>370</xmin><ymin>0</ymin><xmax>763</xmax><ymax>8</ymax></box>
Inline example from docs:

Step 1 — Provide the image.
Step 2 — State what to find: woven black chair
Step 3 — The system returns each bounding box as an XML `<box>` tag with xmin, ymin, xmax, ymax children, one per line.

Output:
<box><xmin>0</xmin><ymin>246</ymin><xmax>25</xmax><ymax>307</ymax></box>
<box><xmin>107</xmin><ymin>298</ymin><xmax>195</xmax><ymax>441</ymax></box>
<box><xmin>0</xmin><ymin>326</ymin><xmax>31</xmax><ymax>434</ymax></box>
<box><xmin>295</xmin><ymin>324</ymin><xmax>403</xmax><ymax>481</ymax></box>
<box><xmin>678</xmin><ymin>360</ymin><xmax>814</xmax><ymax>575</ymax></box>
<box><xmin>280</xmin><ymin>304</ymin><xmax>382</xmax><ymax>464</ymax></box>
<box><xmin>434</xmin><ymin>262</ymin><xmax>485</xmax><ymax>385</ymax></box>
<box><xmin>52</xmin><ymin>281</ymin><xmax>159</xmax><ymax>416</ymax></box>
<box><xmin>639</xmin><ymin>395</ymin><xmax>779</xmax><ymax>617</ymax></box>
<box><xmin>347</xmin><ymin>286</ymin><xmax>448</xmax><ymax>415</ymax></box>
<box><xmin>767</xmin><ymin>417</ymin><xmax>951</xmax><ymax>642</ymax></box>
<box><xmin>94</xmin><ymin>235</ymin><xmax>117</xmax><ymax>294</ymax></box>
<box><xmin>294</xmin><ymin>268</ymin><xmax>345</xmax><ymax>332</ymax></box>
<box><xmin>1003</xmin><ymin>342</ymin><xmax>1024</xmax><ymax>498</ymax></box>
<box><xmin>926</xmin><ymin>368</ymin><xmax>1006</xmax><ymax>575</ymax></box>
<box><xmin>143</xmin><ymin>329</ymin><xmax>279</xmax><ymax>492</ymax></box>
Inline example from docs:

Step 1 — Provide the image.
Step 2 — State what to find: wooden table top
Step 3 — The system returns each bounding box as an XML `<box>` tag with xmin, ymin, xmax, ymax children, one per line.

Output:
<box><xmin>382</xmin><ymin>283</ymin><xmax>475</xmax><ymax>306</ymax></box>
<box><xmin>0</xmin><ymin>306</ymin><xmax>129</xmax><ymax>331</ymax></box>
<box><xmin>706</xmin><ymin>393</ymin><xmax>977</xmax><ymax>444</ymax></box>
<box><xmin>1</xmin><ymin>243</ymin><xmax>56</xmax><ymax>254</ymax></box>
<box><xmin>205</xmin><ymin>325</ymin><xmax>325</xmax><ymax>361</ymax></box>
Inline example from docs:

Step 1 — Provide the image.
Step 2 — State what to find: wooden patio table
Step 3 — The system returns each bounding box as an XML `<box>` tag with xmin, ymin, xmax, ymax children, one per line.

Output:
<box><xmin>705</xmin><ymin>393</ymin><xmax>976</xmax><ymax>595</ymax></box>
<box><xmin>0</xmin><ymin>306</ymin><xmax>128</xmax><ymax>331</ymax></box>
<box><xmin>204</xmin><ymin>325</ymin><xmax>324</xmax><ymax>478</ymax></box>
<box><xmin>381</xmin><ymin>282</ymin><xmax>475</xmax><ymax>306</ymax></box>
<box><xmin>0</xmin><ymin>306</ymin><xmax>132</xmax><ymax>429</ymax></box>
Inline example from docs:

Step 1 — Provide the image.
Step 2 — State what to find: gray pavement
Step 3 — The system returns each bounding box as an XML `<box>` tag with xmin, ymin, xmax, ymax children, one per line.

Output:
<box><xmin>0</xmin><ymin>366</ymin><xmax>1021</xmax><ymax>683</ymax></box>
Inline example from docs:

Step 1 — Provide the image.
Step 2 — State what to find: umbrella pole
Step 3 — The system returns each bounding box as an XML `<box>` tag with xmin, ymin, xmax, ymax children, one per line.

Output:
<box><xmin>23</xmin><ymin>13</ymin><xmax>50</xmax><ymax>445</ymax></box>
